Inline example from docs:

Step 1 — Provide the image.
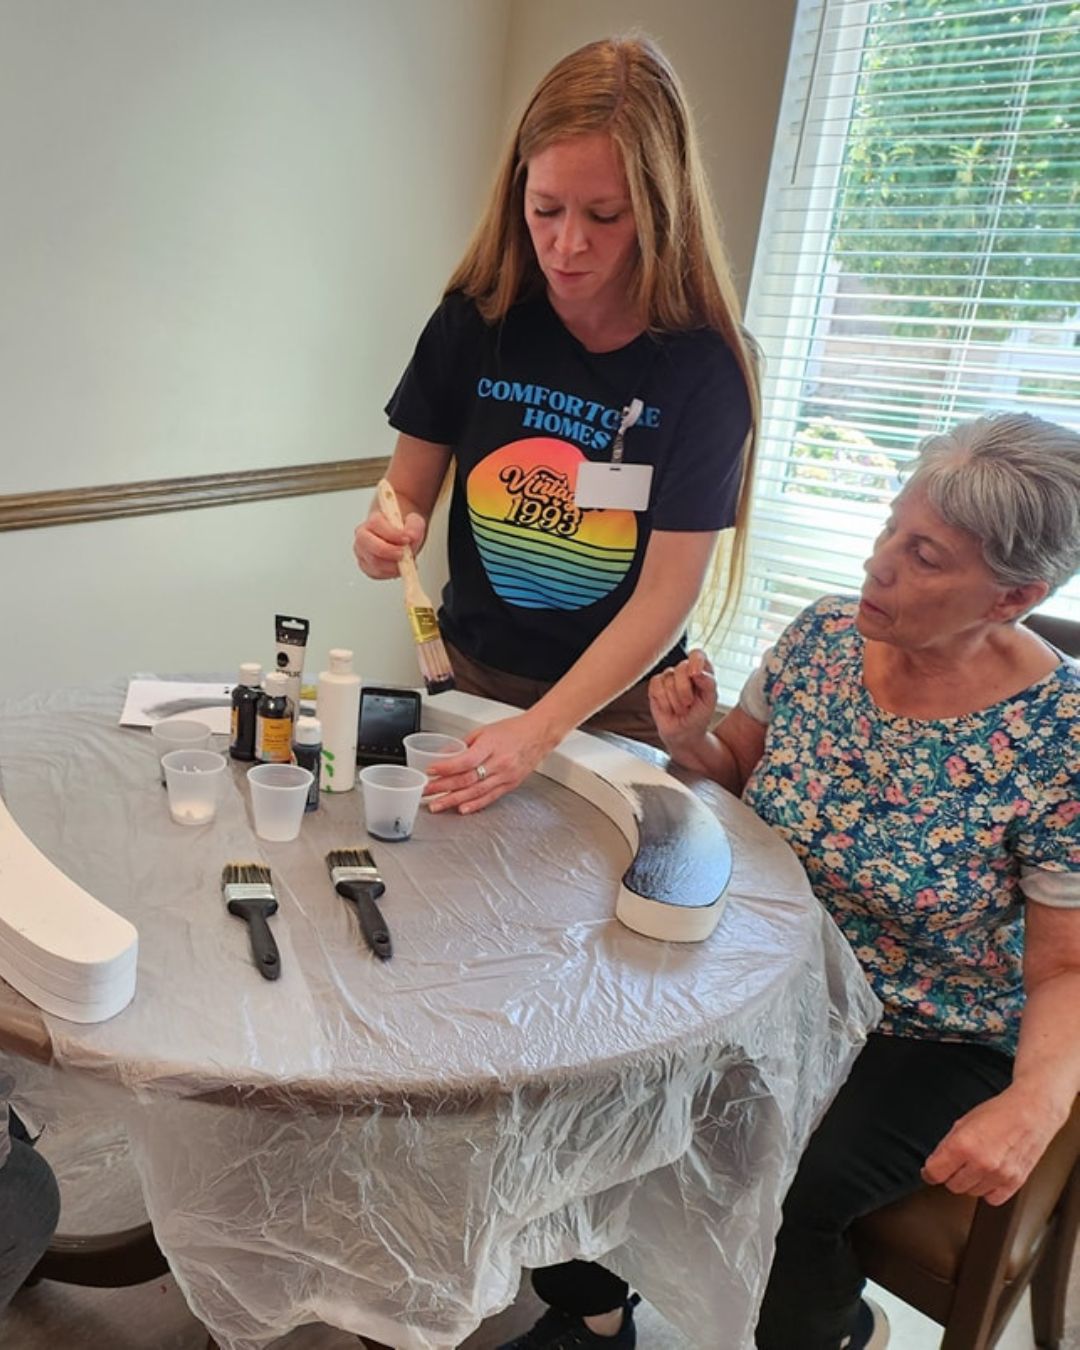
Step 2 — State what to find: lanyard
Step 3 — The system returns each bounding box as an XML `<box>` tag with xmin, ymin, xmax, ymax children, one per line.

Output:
<box><xmin>611</xmin><ymin>398</ymin><xmax>644</xmax><ymax>464</ymax></box>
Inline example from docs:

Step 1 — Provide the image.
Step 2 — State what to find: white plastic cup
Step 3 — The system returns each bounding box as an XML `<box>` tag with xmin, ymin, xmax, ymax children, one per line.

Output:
<box><xmin>403</xmin><ymin>732</ymin><xmax>467</xmax><ymax>807</ymax></box>
<box><xmin>162</xmin><ymin>749</ymin><xmax>227</xmax><ymax>826</ymax></box>
<box><xmin>403</xmin><ymin>732</ymin><xmax>467</xmax><ymax>775</ymax></box>
<box><xmin>151</xmin><ymin>719</ymin><xmax>212</xmax><ymax>785</ymax></box>
<box><xmin>247</xmin><ymin>763</ymin><xmax>314</xmax><ymax>842</ymax></box>
<box><xmin>360</xmin><ymin>764</ymin><xmax>426</xmax><ymax>842</ymax></box>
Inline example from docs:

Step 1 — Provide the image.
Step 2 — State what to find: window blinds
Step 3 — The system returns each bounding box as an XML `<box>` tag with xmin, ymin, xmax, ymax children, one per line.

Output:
<box><xmin>714</xmin><ymin>0</ymin><xmax>1080</xmax><ymax>706</ymax></box>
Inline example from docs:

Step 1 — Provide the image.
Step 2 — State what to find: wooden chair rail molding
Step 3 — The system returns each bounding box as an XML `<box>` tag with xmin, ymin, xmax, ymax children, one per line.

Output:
<box><xmin>0</xmin><ymin>457</ymin><xmax>390</xmax><ymax>532</ymax></box>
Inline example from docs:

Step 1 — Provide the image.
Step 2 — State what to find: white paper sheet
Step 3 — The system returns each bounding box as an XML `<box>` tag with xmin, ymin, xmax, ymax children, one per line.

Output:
<box><xmin>119</xmin><ymin>679</ymin><xmax>234</xmax><ymax>733</ymax></box>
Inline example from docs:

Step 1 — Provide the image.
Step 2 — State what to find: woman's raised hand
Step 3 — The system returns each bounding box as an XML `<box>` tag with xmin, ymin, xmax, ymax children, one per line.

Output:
<box><xmin>353</xmin><ymin>509</ymin><xmax>427</xmax><ymax>580</ymax></box>
<box><xmin>648</xmin><ymin>649</ymin><xmax>718</xmax><ymax>757</ymax></box>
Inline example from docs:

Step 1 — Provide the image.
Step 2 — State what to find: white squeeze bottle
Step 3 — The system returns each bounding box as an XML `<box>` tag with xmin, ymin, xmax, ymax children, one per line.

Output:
<box><xmin>317</xmin><ymin>648</ymin><xmax>361</xmax><ymax>792</ymax></box>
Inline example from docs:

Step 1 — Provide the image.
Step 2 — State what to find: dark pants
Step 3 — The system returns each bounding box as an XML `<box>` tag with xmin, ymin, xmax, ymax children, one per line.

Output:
<box><xmin>445</xmin><ymin>643</ymin><xmax>664</xmax><ymax>748</ymax></box>
<box><xmin>0</xmin><ymin>1109</ymin><xmax>61</xmax><ymax>1307</ymax></box>
<box><xmin>532</xmin><ymin>1261</ymin><xmax>632</xmax><ymax>1318</ymax></box>
<box><xmin>529</xmin><ymin>1033</ymin><xmax>1013</xmax><ymax>1349</ymax></box>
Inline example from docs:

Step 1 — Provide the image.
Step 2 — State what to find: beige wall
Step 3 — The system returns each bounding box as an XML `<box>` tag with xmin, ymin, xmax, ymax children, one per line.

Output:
<box><xmin>502</xmin><ymin>0</ymin><xmax>798</xmax><ymax>303</ymax></box>
<box><xmin>1</xmin><ymin>1</ymin><xmax>794</xmax><ymax>700</ymax></box>
<box><xmin>0</xmin><ymin>0</ymin><xmax>507</xmax><ymax>697</ymax></box>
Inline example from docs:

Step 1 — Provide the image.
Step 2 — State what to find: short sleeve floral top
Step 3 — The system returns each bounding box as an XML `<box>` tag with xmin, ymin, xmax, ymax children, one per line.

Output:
<box><xmin>741</xmin><ymin>597</ymin><xmax>1080</xmax><ymax>1056</ymax></box>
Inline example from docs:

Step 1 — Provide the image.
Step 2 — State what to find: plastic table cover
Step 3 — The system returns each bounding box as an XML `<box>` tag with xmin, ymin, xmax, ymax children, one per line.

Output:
<box><xmin>0</xmin><ymin>683</ymin><xmax>879</xmax><ymax>1350</ymax></box>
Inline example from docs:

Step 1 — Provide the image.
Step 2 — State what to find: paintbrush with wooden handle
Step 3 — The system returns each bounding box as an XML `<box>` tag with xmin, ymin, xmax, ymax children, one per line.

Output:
<box><xmin>376</xmin><ymin>478</ymin><xmax>455</xmax><ymax>696</ymax></box>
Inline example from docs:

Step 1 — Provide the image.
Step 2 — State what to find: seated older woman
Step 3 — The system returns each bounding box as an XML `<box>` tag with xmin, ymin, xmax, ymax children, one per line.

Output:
<box><xmin>649</xmin><ymin>412</ymin><xmax>1080</xmax><ymax>1350</ymax></box>
<box><xmin>500</xmin><ymin>413</ymin><xmax>1079</xmax><ymax>1350</ymax></box>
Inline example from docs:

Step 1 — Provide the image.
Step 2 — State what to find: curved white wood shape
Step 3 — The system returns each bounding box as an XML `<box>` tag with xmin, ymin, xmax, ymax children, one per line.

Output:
<box><xmin>0</xmin><ymin>795</ymin><xmax>138</xmax><ymax>1022</ymax></box>
<box><xmin>424</xmin><ymin>691</ymin><xmax>732</xmax><ymax>943</ymax></box>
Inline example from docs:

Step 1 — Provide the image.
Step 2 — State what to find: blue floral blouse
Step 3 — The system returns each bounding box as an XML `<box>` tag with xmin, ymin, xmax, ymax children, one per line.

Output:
<box><xmin>741</xmin><ymin>597</ymin><xmax>1080</xmax><ymax>1056</ymax></box>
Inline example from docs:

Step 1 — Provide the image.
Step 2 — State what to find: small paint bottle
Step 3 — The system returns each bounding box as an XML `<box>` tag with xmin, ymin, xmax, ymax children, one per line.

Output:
<box><xmin>255</xmin><ymin>671</ymin><xmax>294</xmax><ymax>764</ymax></box>
<box><xmin>292</xmin><ymin>715</ymin><xmax>322</xmax><ymax>813</ymax></box>
<box><xmin>230</xmin><ymin>663</ymin><xmax>263</xmax><ymax>762</ymax></box>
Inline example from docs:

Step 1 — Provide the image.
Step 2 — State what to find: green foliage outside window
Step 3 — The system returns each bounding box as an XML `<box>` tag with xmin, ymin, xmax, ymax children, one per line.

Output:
<box><xmin>786</xmin><ymin>417</ymin><xmax>898</xmax><ymax>501</ymax></box>
<box><xmin>833</xmin><ymin>0</ymin><xmax>1080</xmax><ymax>339</ymax></box>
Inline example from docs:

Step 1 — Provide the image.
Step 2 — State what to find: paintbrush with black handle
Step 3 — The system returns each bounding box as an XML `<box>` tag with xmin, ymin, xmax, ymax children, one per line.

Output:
<box><xmin>221</xmin><ymin>862</ymin><xmax>282</xmax><ymax>980</ymax></box>
<box><xmin>325</xmin><ymin>848</ymin><xmax>392</xmax><ymax>961</ymax></box>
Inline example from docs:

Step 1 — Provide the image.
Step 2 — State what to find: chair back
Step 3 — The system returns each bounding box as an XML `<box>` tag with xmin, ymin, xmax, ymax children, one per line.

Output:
<box><xmin>852</xmin><ymin>1096</ymin><xmax>1080</xmax><ymax>1350</ymax></box>
<box><xmin>1023</xmin><ymin>611</ymin><xmax>1080</xmax><ymax>658</ymax></box>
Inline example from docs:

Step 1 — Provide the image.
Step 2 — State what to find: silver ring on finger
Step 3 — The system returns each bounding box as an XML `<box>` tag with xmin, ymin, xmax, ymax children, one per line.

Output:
<box><xmin>475</xmin><ymin>763</ymin><xmax>488</xmax><ymax>783</ymax></box>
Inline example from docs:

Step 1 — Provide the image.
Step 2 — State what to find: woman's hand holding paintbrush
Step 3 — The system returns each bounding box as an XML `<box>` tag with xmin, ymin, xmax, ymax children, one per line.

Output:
<box><xmin>353</xmin><ymin>467</ymin><xmax>455</xmax><ymax>694</ymax></box>
<box><xmin>373</xmin><ymin>479</ymin><xmax>456</xmax><ymax>694</ymax></box>
<box><xmin>353</xmin><ymin>488</ymin><xmax>428</xmax><ymax>578</ymax></box>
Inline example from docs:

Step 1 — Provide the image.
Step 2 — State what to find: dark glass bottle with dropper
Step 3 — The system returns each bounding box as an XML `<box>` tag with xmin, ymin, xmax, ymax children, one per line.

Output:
<box><xmin>255</xmin><ymin>671</ymin><xmax>294</xmax><ymax>764</ymax></box>
<box><xmin>229</xmin><ymin>663</ymin><xmax>263</xmax><ymax>762</ymax></box>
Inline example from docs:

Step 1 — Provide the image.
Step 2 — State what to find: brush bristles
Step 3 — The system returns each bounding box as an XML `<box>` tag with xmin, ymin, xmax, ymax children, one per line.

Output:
<box><xmin>403</xmin><ymin>600</ymin><xmax>456</xmax><ymax>695</ymax></box>
<box><xmin>325</xmin><ymin>847</ymin><xmax>378</xmax><ymax>879</ymax></box>
<box><xmin>416</xmin><ymin>639</ymin><xmax>455</xmax><ymax>692</ymax></box>
<box><xmin>411</xmin><ymin>621</ymin><xmax>456</xmax><ymax>694</ymax></box>
<box><xmin>222</xmin><ymin>861</ymin><xmax>275</xmax><ymax>901</ymax></box>
<box><xmin>222</xmin><ymin>862</ymin><xmax>272</xmax><ymax>886</ymax></box>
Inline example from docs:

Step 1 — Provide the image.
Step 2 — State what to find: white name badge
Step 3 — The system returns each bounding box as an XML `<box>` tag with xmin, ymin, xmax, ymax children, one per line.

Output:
<box><xmin>575</xmin><ymin>461</ymin><xmax>654</xmax><ymax>511</ymax></box>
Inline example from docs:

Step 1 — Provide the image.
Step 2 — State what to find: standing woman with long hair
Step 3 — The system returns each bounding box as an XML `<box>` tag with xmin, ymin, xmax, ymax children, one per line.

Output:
<box><xmin>353</xmin><ymin>35</ymin><xmax>759</xmax><ymax>812</ymax></box>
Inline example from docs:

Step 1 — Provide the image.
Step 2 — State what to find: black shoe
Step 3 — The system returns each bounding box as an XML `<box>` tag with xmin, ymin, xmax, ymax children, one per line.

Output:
<box><xmin>497</xmin><ymin>1295</ymin><xmax>640</xmax><ymax>1350</ymax></box>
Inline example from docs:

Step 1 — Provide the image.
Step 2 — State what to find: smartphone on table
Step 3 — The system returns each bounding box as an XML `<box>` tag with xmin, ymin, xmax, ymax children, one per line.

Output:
<box><xmin>356</xmin><ymin>686</ymin><xmax>422</xmax><ymax>766</ymax></box>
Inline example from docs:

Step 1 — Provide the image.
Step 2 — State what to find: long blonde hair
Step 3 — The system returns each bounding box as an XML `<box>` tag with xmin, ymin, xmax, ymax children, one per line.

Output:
<box><xmin>446</xmin><ymin>35</ymin><xmax>760</xmax><ymax>629</ymax></box>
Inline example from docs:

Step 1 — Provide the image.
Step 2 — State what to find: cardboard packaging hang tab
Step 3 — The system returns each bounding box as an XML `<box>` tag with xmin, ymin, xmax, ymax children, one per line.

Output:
<box><xmin>274</xmin><ymin>614</ymin><xmax>310</xmax><ymax>715</ymax></box>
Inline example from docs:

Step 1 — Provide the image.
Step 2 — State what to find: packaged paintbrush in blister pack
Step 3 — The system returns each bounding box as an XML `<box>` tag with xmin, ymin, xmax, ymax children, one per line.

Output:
<box><xmin>274</xmin><ymin>614</ymin><xmax>310</xmax><ymax>715</ymax></box>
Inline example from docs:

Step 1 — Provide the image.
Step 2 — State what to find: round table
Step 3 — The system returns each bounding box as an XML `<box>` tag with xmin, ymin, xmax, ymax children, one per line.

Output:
<box><xmin>0</xmin><ymin>683</ymin><xmax>878</xmax><ymax>1350</ymax></box>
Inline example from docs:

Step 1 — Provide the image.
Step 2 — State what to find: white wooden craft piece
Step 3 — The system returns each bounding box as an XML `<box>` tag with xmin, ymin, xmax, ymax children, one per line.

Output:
<box><xmin>0</xmin><ymin>794</ymin><xmax>138</xmax><ymax>1022</ymax></box>
<box><xmin>424</xmin><ymin>691</ymin><xmax>732</xmax><ymax>943</ymax></box>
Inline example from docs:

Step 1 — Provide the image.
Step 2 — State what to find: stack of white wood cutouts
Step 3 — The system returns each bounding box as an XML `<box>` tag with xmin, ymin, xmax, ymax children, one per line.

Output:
<box><xmin>0</xmin><ymin>795</ymin><xmax>138</xmax><ymax>1022</ymax></box>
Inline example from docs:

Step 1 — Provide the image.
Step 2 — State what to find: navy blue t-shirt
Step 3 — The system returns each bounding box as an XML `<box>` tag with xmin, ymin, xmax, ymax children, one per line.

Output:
<box><xmin>386</xmin><ymin>292</ymin><xmax>750</xmax><ymax>682</ymax></box>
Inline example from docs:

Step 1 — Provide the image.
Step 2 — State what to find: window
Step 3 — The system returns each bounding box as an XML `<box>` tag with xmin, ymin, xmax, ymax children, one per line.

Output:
<box><xmin>713</xmin><ymin>0</ymin><xmax>1080</xmax><ymax>705</ymax></box>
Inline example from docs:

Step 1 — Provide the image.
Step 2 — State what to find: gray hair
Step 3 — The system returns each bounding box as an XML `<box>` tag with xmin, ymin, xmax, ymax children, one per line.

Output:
<box><xmin>904</xmin><ymin>413</ymin><xmax>1080</xmax><ymax>593</ymax></box>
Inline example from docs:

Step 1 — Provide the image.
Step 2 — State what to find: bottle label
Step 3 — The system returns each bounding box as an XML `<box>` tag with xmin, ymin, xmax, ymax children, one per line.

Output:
<box><xmin>256</xmin><ymin>715</ymin><xmax>293</xmax><ymax>762</ymax></box>
<box><xmin>230</xmin><ymin>707</ymin><xmax>239</xmax><ymax>744</ymax></box>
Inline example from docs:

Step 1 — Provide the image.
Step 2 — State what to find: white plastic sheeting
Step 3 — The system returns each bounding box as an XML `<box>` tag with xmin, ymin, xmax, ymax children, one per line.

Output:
<box><xmin>0</xmin><ymin>684</ymin><xmax>879</xmax><ymax>1349</ymax></box>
